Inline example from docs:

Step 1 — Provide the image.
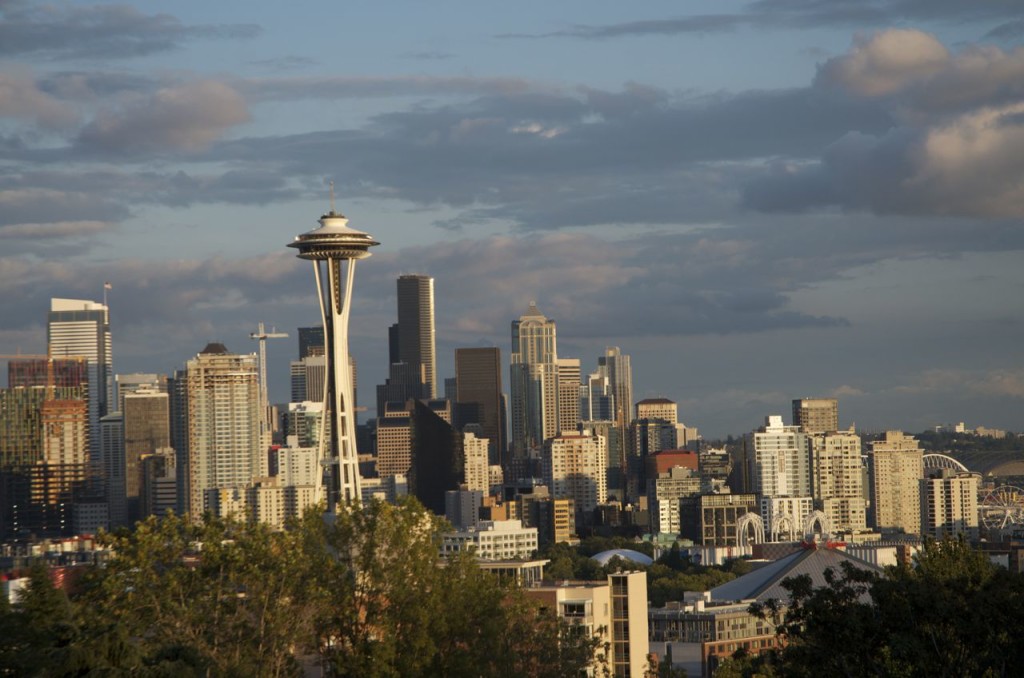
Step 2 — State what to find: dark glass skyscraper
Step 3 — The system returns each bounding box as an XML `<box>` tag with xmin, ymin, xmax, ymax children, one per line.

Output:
<box><xmin>455</xmin><ymin>347</ymin><xmax>507</xmax><ymax>466</ymax></box>
<box><xmin>396</xmin><ymin>275</ymin><xmax>436</xmax><ymax>399</ymax></box>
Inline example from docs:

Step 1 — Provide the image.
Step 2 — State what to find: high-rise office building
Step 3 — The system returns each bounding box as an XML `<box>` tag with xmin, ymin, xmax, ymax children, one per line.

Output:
<box><xmin>869</xmin><ymin>431</ymin><xmax>924</xmax><ymax>535</ymax></box>
<box><xmin>580</xmin><ymin>371</ymin><xmax>615</xmax><ymax>422</ymax></box>
<box><xmin>297</xmin><ymin>326</ymin><xmax>325</xmax><ymax>359</ymax></box>
<box><xmin>122</xmin><ymin>389</ymin><xmax>170</xmax><ymax>524</ymax></box>
<box><xmin>454</xmin><ymin>347</ymin><xmax>507</xmax><ymax>465</ymax></box>
<box><xmin>396</xmin><ymin>275</ymin><xmax>436</xmax><ymax>399</ymax></box>
<box><xmin>48</xmin><ymin>298</ymin><xmax>112</xmax><ymax>478</ymax></box>
<box><xmin>289</xmin><ymin>205</ymin><xmax>379</xmax><ymax>507</ymax></box>
<box><xmin>510</xmin><ymin>303</ymin><xmax>559</xmax><ymax>457</ymax></box>
<box><xmin>184</xmin><ymin>343</ymin><xmax>261</xmax><ymax>518</ymax></box>
<box><xmin>792</xmin><ymin>398</ymin><xmax>839</xmax><ymax>435</ymax></box>
<box><xmin>598</xmin><ymin>347</ymin><xmax>632</xmax><ymax>432</ymax></box>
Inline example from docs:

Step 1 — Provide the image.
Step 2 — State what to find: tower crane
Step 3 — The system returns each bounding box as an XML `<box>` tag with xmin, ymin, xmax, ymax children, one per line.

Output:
<box><xmin>249</xmin><ymin>323</ymin><xmax>288</xmax><ymax>437</ymax></box>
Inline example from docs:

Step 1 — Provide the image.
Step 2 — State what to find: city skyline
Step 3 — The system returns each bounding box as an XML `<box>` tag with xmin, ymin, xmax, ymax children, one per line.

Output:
<box><xmin>1</xmin><ymin>2</ymin><xmax>1023</xmax><ymax>437</ymax></box>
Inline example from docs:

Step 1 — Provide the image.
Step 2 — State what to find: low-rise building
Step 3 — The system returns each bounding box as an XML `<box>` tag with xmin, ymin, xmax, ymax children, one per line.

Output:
<box><xmin>440</xmin><ymin>519</ymin><xmax>538</xmax><ymax>560</ymax></box>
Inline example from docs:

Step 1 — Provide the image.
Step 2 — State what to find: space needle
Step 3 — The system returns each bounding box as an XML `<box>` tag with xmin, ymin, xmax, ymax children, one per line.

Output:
<box><xmin>289</xmin><ymin>188</ymin><xmax>379</xmax><ymax>510</ymax></box>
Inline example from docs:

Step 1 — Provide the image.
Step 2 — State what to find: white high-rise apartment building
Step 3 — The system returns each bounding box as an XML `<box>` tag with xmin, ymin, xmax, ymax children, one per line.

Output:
<box><xmin>556</xmin><ymin>358</ymin><xmax>581</xmax><ymax>436</ymax></box>
<box><xmin>185</xmin><ymin>343</ymin><xmax>261</xmax><ymax>519</ymax></box>
<box><xmin>543</xmin><ymin>431</ymin><xmax>607</xmax><ymax>514</ymax></box>
<box><xmin>463</xmin><ymin>431</ymin><xmax>490</xmax><ymax>492</ymax></box>
<box><xmin>869</xmin><ymin>431</ymin><xmax>924</xmax><ymax>535</ymax></box>
<box><xmin>920</xmin><ymin>469</ymin><xmax>980</xmax><ymax>541</ymax></box>
<box><xmin>48</xmin><ymin>298</ymin><xmax>112</xmax><ymax>477</ymax></box>
<box><xmin>810</xmin><ymin>428</ymin><xmax>867</xmax><ymax>532</ymax></box>
<box><xmin>510</xmin><ymin>303</ymin><xmax>560</xmax><ymax>455</ymax></box>
<box><xmin>752</xmin><ymin>415</ymin><xmax>812</xmax><ymax>499</ymax></box>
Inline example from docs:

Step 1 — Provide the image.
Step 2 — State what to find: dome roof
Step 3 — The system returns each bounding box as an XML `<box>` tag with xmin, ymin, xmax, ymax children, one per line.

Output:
<box><xmin>590</xmin><ymin>549</ymin><xmax>653</xmax><ymax>567</ymax></box>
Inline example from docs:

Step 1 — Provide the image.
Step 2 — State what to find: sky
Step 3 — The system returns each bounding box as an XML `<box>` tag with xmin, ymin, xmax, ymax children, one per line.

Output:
<box><xmin>1</xmin><ymin>0</ymin><xmax>1023</xmax><ymax>438</ymax></box>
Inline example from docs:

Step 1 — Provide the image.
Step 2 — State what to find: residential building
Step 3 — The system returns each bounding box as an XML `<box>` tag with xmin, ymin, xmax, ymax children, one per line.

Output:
<box><xmin>679</xmin><ymin>493</ymin><xmax>759</xmax><ymax>547</ymax></box>
<box><xmin>792</xmin><ymin>398</ymin><xmax>839</xmax><ymax>435</ymax></box>
<box><xmin>751</xmin><ymin>416</ymin><xmax>811</xmax><ymax>500</ymax></box>
<box><xmin>920</xmin><ymin>468</ymin><xmax>980</xmax><ymax>541</ymax></box>
<box><xmin>543</xmin><ymin>431</ymin><xmax>608</xmax><ymax>516</ymax></box>
<box><xmin>441</xmin><ymin>519</ymin><xmax>539</xmax><ymax>560</ymax></box>
<box><xmin>810</xmin><ymin>428</ymin><xmax>867</xmax><ymax>532</ymax></box>
<box><xmin>869</xmin><ymin>431</ymin><xmax>924</xmax><ymax>535</ymax></box>
<box><xmin>649</xmin><ymin>466</ymin><xmax>701</xmax><ymax>535</ymax></box>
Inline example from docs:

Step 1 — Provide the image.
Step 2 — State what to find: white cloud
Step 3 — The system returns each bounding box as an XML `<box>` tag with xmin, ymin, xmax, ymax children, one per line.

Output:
<box><xmin>817</xmin><ymin>29</ymin><xmax>949</xmax><ymax>96</ymax></box>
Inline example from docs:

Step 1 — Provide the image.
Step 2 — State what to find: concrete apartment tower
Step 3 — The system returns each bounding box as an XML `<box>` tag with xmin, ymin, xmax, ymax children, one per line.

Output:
<box><xmin>289</xmin><ymin>202</ymin><xmax>379</xmax><ymax>508</ymax></box>
<box><xmin>752</xmin><ymin>415</ymin><xmax>812</xmax><ymax>528</ymax></box>
<box><xmin>396</xmin><ymin>274</ymin><xmax>437</xmax><ymax>399</ymax></box>
<box><xmin>869</xmin><ymin>430</ymin><xmax>924</xmax><ymax>535</ymax></box>
<box><xmin>184</xmin><ymin>344</ymin><xmax>261</xmax><ymax>518</ymax></box>
<box><xmin>792</xmin><ymin>398</ymin><xmax>839</xmax><ymax>434</ymax></box>
<box><xmin>48</xmin><ymin>298</ymin><xmax>112</xmax><ymax>478</ymax></box>
<box><xmin>510</xmin><ymin>303</ymin><xmax>560</xmax><ymax>457</ymax></box>
<box><xmin>810</xmin><ymin>428</ymin><xmax>867</xmax><ymax>532</ymax></box>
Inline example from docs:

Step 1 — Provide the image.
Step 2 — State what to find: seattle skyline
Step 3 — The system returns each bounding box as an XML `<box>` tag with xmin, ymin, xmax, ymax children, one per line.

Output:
<box><xmin>1</xmin><ymin>1</ymin><xmax>1023</xmax><ymax>437</ymax></box>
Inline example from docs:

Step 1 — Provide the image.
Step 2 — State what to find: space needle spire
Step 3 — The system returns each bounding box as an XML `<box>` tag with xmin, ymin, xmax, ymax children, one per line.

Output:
<box><xmin>289</xmin><ymin>193</ymin><xmax>379</xmax><ymax>510</ymax></box>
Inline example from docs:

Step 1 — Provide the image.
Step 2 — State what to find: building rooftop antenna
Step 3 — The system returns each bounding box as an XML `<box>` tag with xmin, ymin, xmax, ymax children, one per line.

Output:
<box><xmin>329</xmin><ymin>180</ymin><xmax>336</xmax><ymax>216</ymax></box>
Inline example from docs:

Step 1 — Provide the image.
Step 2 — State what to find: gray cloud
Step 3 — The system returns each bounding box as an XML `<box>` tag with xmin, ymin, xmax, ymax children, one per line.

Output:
<box><xmin>76</xmin><ymin>81</ymin><xmax>250</xmax><ymax>154</ymax></box>
<box><xmin>241</xmin><ymin>74</ymin><xmax>536</xmax><ymax>102</ymax></box>
<box><xmin>509</xmin><ymin>0</ymin><xmax>1022</xmax><ymax>40</ymax></box>
<box><xmin>0</xmin><ymin>70</ymin><xmax>79</xmax><ymax>129</ymax></box>
<box><xmin>0</xmin><ymin>2</ymin><xmax>259</xmax><ymax>59</ymax></box>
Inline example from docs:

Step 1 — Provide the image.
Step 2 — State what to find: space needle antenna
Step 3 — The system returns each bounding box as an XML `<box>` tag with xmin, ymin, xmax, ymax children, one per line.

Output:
<box><xmin>329</xmin><ymin>180</ymin><xmax>336</xmax><ymax>216</ymax></box>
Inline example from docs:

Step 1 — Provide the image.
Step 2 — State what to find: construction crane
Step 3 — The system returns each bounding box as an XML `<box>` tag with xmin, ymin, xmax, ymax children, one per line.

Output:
<box><xmin>249</xmin><ymin>323</ymin><xmax>288</xmax><ymax>437</ymax></box>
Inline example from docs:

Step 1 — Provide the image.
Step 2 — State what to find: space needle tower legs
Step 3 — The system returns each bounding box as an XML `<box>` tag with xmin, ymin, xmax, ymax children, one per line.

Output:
<box><xmin>289</xmin><ymin>196</ymin><xmax>379</xmax><ymax>511</ymax></box>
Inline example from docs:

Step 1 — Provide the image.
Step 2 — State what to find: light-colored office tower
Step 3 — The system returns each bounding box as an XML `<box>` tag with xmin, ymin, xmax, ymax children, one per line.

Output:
<box><xmin>760</xmin><ymin>496</ymin><xmax>814</xmax><ymax>541</ymax></box>
<box><xmin>580</xmin><ymin>371</ymin><xmax>615</xmax><ymax>422</ymax></box>
<box><xmin>636</xmin><ymin>397</ymin><xmax>678</xmax><ymax>424</ymax></box>
<box><xmin>289</xmin><ymin>205</ymin><xmax>378</xmax><ymax>508</ymax></box>
<box><xmin>454</xmin><ymin>347</ymin><xmax>506</xmax><ymax>465</ymax></box>
<box><xmin>543</xmin><ymin>430</ymin><xmax>608</xmax><ymax>515</ymax></box>
<box><xmin>869</xmin><ymin>431</ymin><xmax>924</xmax><ymax>535</ymax></box>
<box><xmin>140</xmin><ymin>448</ymin><xmax>177</xmax><ymax>518</ymax></box>
<box><xmin>792</xmin><ymin>398</ymin><xmax>839</xmax><ymax>434</ymax></box>
<box><xmin>510</xmin><ymin>303</ymin><xmax>560</xmax><ymax>456</ymax></box>
<box><xmin>810</xmin><ymin>429</ymin><xmax>867</xmax><ymax>532</ymax></box>
<box><xmin>396</xmin><ymin>274</ymin><xmax>436</xmax><ymax>398</ymax></box>
<box><xmin>920</xmin><ymin>468</ymin><xmax>980</xmax><ymax>541</ymax></box>
<box><xmin>556</xmin><ymin>358</ymin><xmax>581</xmax><ymax>435</ymax></box>
<box><xmin>463</xmin><ymin>432</ymin><xmax>490</xmax><ymax>492</ymax></box>
<box><xmin>649</xmin><ymin>466</ymin><xmax>701</xmax><ymax>535</ymax></box>
<box><xmin>122</xmin><ymin>389</ymin><xmax>170</xmax><ymax>525</ymax></box>
<box><xmin>100</xmin><ymin>412</ymin><xmax>125</xmax><ymax>525</ymax></box>
<box><xmin>184</xmin><ymin>343</ymin><xmax>261</xmax><ymax>518</ymax></box>
<box><xmin>752</xmin><ymin>415</ymin><xmax>812</xmax><ymax>499</ymax></box>
<box><xmin>115</xmin><ymin>373</ymin><xmax>165</xmax><ymax>410</ymax></box>
<box><xmin>48</xmin><ymin>298</ymin><xmax>112</xmax><ymax>479</ymax></box>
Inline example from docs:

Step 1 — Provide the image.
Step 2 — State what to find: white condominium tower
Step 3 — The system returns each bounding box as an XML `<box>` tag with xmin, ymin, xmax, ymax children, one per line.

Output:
<box><xmin>289</xmin><ymin>203</ymin><xmax>379</xmax><ymax>508</ymax></box>
<box><xmin>510</xmin><ymin>303</ymin><xmax>559</xmax><ymax>457</ymax></box>
<box><xmin>869</xmin><ymin>430</ymin><xmax>924</xmax><ymax>535</ymax></box>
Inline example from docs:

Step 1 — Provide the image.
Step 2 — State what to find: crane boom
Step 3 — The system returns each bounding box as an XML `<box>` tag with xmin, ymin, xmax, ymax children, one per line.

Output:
<box><xmin>249</xmin><ymin>323</ymin><xmax>288</xmax><ymax>439</ymax></box>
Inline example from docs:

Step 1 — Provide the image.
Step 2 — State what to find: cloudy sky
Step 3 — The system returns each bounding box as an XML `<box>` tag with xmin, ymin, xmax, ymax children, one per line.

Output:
<box><xmin>2</xmin><ymin>0</ymin><xmax>1023</xmax><ymax>437</ymax></box>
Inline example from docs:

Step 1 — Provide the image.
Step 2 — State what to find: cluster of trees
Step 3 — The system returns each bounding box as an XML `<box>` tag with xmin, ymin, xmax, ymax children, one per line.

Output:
<box><xmin>715</xmin><ymin>539</ymin><xmax>1024</xmax><ymax>677</ymax></box>
<box><xmin>0</xmin><ymin>500</ymin><xmax>605</xmax><ymax>677</ymax></box>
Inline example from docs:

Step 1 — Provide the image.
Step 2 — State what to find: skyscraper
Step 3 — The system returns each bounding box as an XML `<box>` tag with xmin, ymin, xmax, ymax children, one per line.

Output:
<box><xmin>184</xmin><ymin>343</ymin><xmax>261</xmax><ymax>518</ymax></box>
<box><xmin>510</xmin><ymin>303</ymin><xmax>559</xmax><ymax>457</ymax></box>
<box><xmin>48</xmin><ymin>298</ymin><xmax>112</xmax><ymax>477</ymax></box>
<box><xmin>556</xmin><ymin>358</ymin><xmax>581</xmax><ymax>436</ymax></box>
<box><xmin>396</xmin><ymin>275</ymin><xmax>437</xmax><ymax>399</ymax></box>
<box><xmin>810</xmin><ymin>428</ymin><xmax>867</xmax><ymax>532</ymax></box>
<box><xmin>454</xmin><ymin>347</ymin><xmax>507</xmax><ymax>465</ymax></box>
<box><xmin>297</xmin><ymin>326</ymin><xmax>325</xmax><ymax>359</ymax></box>
<box><xmin>792</xmin><ymin>398</ymin><xmax>839</xmax><ymax>434</ymax></box>
<box><xmin>289</xmin><ymin>204</ymin><xmax>379</xmax><ymax>507</ymax></box>
<box><xmin>869</xmin><ymin>430</ymin><xmax>924</xmax><ymax>535</ymax></box>
<box><xmin>751</xmin><ymin>415</ymin><xmax>812</xmax><ymax>528</ymax></box>
<box><xmin>598</xmin><ymin>347</ymin><xmax>632</xmax><ymax>433</ymax></box>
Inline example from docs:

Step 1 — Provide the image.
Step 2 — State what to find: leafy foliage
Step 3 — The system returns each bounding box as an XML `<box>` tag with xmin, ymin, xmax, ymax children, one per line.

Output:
<box><xmin>737</xmin><ymin>539</ymin><xmax>1024</xmax><ymax>677</ymax></box>
<box><xmin>0</xmin><ymin>499</ymin><xmax>605</xmax><ymax>677</ymax></box>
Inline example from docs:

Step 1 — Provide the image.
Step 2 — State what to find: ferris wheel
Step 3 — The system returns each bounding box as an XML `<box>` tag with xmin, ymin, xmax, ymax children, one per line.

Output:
<box><xmin>980</xmin><ymin>486</ymin><xmax>1024</xmax><ymax>532</ymax></box>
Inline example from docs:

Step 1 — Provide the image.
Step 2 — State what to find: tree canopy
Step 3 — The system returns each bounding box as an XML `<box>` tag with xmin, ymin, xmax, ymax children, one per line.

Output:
<box><xmin>0</xmin><ymin>499</ymin><xmax>606</xmax><ymax>677</ymax></box>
